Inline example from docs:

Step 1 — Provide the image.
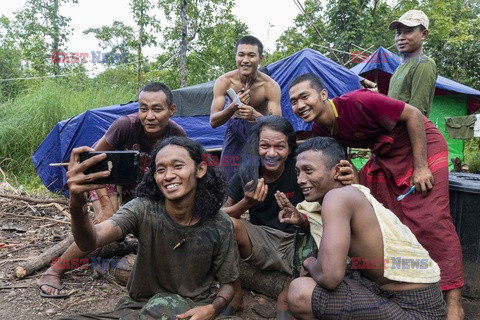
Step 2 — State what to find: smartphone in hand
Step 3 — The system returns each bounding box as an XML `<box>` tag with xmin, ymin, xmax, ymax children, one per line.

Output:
<box><xmin>79</xmin><ymin>151</ymin><xmax>141</xmax><ymax>185</ymax></box>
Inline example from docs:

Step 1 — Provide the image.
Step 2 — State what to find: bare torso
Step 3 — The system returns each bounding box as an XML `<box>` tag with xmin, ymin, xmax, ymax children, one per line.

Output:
<box><xmin>218</xmin><ymin>70</ymin><xmax>277</xmax><ymax>117</ymax></box>
<box><xmin>333</xmin><ymin>186</ymin><xmax>429</xmax><ymax>291</ymax></box>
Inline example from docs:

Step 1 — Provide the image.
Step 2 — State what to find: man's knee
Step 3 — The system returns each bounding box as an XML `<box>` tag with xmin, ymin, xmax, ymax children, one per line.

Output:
<box><xmin>230</xmin><ymin>218</ymin><xmax>247</xmax><ymax>242</ymax></box>
<box><xmin>230</xmin><ymin>217</ymin><xmax>253</xmax><ymax>258</ymax></box>
<box><xmin>230</xmin><ymin>217</ymin><xmax>240</xmax><ymax>232</ymax></box>
<box><xmin>287</xmin><ymin>278</ymin><xmax>314</xmax><ymax>314</ymax></box>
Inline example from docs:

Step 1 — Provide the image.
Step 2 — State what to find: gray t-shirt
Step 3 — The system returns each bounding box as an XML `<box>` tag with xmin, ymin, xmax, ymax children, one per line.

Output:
<box><xmin>110</xmin><ymin>197</ymin><xmax>239</xmax><ymax>302</ymax></box>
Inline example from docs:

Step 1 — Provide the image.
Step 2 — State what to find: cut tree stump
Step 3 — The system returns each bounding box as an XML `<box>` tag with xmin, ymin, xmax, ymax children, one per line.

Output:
<box><xmin>15</xmin><ymin>235</ymin><xmax>138</xmax><ymax>279</ymax></box>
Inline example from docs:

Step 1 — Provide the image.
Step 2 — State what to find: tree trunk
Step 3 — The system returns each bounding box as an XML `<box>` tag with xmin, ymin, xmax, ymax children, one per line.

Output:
<box><xmin>108</xmin><ymin>256</ymin><xmax>291</xmax><ymax>298</ymax></box>
<box><xmin>239</xmin><ymin>261</ymin><xmax>292</xmax><ymax>300</ymax></box>
<box><xmin>15</xmin><ymin>235</ymin><xmax>138</xmax><ymax>279</ymax></box>
<box><xmin>179</xmin><ymin>0</ymin><xmax>189</xmax><ymax>87</ymax></box>
<box><xmin>15</xmin><ymin>235</ymin><xmax>74</xmax><ymax>279</ymax></box>
<box><xmin>51</xmin><ymin>0</ymin><xmax>61</xmax><ymax>75</ymax></box>
<box><xmin>137</xmin><ymin>4</ymin><xmax>145</xmax><ymax>88</ymax></box>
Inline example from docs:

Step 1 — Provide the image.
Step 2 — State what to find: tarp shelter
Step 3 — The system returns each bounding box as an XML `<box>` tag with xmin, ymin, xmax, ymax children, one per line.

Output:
<box><xmin>350</xmin><ymin>46</ymin><xmax>480</xmax><ymax>166</ymax></box>
<box><xmin>33</xmin><ymin>48</ymin><xmax>361</xmax><ymax>195</ymax></box>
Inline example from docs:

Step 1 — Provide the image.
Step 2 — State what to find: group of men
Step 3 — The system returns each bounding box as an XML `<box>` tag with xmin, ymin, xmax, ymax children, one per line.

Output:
<box><xmin>38</xmin><ymin>9</ymin><xmax>464</xmax><ymax>320</ymax></box>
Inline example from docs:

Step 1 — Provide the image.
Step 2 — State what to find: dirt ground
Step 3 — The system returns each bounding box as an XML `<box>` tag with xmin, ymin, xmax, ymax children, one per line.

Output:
<box><xmin>0</xmin><ymin>192</ymin><xmax>276</xmax><ymax>320</ymax></box>
<box><xmin>1</xmin><ymin>192</ymin><xmax>479</xmax><ymax>319</ymax></box>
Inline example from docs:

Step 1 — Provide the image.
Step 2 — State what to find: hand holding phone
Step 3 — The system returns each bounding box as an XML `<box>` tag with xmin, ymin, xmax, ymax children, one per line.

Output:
<box><xmin>79</xmin><ymin>151</ymin><xmax>141</xmax><ymax>185</ymax></box>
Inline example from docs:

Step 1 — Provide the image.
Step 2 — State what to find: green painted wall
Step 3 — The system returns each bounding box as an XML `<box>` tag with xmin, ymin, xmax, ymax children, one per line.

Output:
<box><xmin>352</xmin><ymin>94</ymin><xmax>468</xmax><ymax>171</ymax></box>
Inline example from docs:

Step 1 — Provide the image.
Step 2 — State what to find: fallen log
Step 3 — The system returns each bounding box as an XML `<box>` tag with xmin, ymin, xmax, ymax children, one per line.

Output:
<box><xmin>239</xmin><ymin>261</ymin><xmax>291</xmax><ymax>300</ymax></box>
<box><xmin>112</xmin><ymin>255</ymin><xmax>290</xmax><ymax>299</ymax></box>
<box><xmin>15</xmin><ymin>235</ymin><xmax>138</xmax><ymax>279</ymax></box>
<box><xmin>16</xmin><ymin>235</ymin><xmax>74</xmax><ymax>278</ymax></box>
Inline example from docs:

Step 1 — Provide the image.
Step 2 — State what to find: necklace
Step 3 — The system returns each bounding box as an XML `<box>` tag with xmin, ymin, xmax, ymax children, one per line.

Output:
<box><xmin>239</xmin><ymin>71</ymin><xmax>257</xmax><ymax>91</ymax></box>
<box><xmin>328</xmin><ymin>99</ymin><xmax>339</xmax><ymax>135</ymax></box>
<box><xmin>172</xmin><ymin>214</ymin><xmax>194</xmax><ymax>250</ymax></box>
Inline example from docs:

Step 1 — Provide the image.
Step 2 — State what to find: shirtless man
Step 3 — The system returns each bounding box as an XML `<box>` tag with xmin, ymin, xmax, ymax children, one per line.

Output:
<box><xmin>289</xmin><ymin>73</ymin><xmax>464</xmax><ymax>319</ymax></box>
<box><xmin>210</xmin><ymin>35</ymin><xmax>282</xmax><ymax>180</ymax></box>
<box><xmin>278</xmin><ymin>137</ymin><xmax>446</xmax><ymax>319</ymax></box>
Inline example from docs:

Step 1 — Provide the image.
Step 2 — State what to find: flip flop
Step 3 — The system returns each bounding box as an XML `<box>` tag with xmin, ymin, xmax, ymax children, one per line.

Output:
<box><xmin>39</xmin><ymin>283</ymin><xmax>69</xmax><ymax>298</ymax></box>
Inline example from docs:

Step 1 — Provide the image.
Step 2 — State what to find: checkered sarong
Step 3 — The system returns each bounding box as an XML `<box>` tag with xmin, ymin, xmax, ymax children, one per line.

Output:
<box><xmin>312</xmin><ymin>268</ymin><xmax>446</xmax><ymax>319</ymax></box>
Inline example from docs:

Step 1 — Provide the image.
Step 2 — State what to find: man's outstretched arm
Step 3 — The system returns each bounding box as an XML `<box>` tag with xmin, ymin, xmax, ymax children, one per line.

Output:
<box><xmin>67</xmin><ymin>146</ymin><xmax>124</xmax><ymax>252</ymax></box>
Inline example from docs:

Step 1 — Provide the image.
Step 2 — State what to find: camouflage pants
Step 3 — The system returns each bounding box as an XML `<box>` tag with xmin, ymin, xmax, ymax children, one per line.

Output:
<box><xmin>292</xmin><ymin>230</ymin><xmax>318</xmax><ymax>278</ymax></box>
<box><xmin>57</xmin><ymin>292</ymin><xmax>207</xmax><ymax>320</ymax></box>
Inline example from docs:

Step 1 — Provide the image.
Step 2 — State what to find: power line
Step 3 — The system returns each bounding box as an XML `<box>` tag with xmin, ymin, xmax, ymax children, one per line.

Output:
<box><xmin>0</xmin><ymin>55</ymin><xmax>146</xmax><ymax>82</ymax></box>
<box><xmin>1</xmin><ymin>50</ymin><xmax>219</xmax><ymax>82</ymax></box>
<box><xmin>292</xmin><ymin>0</ymin><xmax>343</xmax><ymax>65</ymax></box>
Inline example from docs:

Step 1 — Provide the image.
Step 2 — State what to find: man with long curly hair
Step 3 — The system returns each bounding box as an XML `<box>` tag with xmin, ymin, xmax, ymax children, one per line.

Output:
<box><xmin>61</xmin><ymin>137</ymin><xmax>238</xmax><ymax>320</ymax></box>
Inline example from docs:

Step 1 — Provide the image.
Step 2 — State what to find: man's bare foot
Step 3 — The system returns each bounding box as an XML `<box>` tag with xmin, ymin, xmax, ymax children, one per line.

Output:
<box><xmin>445</xmin><ymin>288</ymin><xmax>465</xmax><ymax>320</ymax></box>
<box><xmin>221</xmin><ymin>294</ymin><xmax>243</xmax><ymax>315</ymax></box>
<box><xmin>37</xmin><ymin>268</ymin><xmax>68</xmax><ymax>298</ymax></box>
<box><xmin>220</xmin><ymin>279</ymin><xmax>243</xmax><ymax>315</ymax></box>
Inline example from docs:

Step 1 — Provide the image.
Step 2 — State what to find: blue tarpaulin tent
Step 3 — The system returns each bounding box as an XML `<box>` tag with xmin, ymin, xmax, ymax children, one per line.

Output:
<box><xmin>350</xmin><ymin>46</ymin><xmax>480</xmax><ymax>98</ymax></box>
<box><xmin>350</xmin><ymin>46</ymin><xmax>480</xmax><ymax>168</ymax></box>
<box><xmin>33</xmin><ymin>48</ymin><xmax>361</xmax><ymax>194</ymax></box>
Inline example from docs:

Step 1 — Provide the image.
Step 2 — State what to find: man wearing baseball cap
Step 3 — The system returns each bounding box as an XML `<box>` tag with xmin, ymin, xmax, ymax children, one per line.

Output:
<box><xmin>388</xmin><ymin>11</ymin><xmax>465</xmax><ymax>320</ymax></box>
<box><xmin>388</xmin><ymin>10</ymin><xmax>437</xmax><ymax>117</ymax></box>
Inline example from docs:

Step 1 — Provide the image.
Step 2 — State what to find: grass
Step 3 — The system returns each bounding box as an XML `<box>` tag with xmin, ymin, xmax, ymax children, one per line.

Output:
<box><xmin>0</xmin><ymin>76</ymin><xmax>137</xmax><ymax>193</ymax></box>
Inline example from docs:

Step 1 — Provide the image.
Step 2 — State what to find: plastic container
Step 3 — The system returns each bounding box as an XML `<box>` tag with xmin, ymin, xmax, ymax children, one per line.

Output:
<box><xmin>449</xmin><ymin>172</ymin><xmax>480</xmax><ymax>298</ymax></box>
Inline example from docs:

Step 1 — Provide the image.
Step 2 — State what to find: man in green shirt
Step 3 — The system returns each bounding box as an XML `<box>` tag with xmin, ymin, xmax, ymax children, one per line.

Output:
<box><xmin>388</xmin><ymin>9</ymin><xmax>437</xmax><ymax>117</ymax></box>
<box><xmin>389</xmin><ymin>10</ymin><xmax>464</xmax><ymax>319</ymax></box>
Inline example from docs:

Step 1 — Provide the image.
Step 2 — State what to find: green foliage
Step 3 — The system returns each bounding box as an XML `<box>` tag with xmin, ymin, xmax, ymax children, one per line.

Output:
<box><xmin>83</xmin><ymin>20</ymin><xmax>137</xmax><ymax>66</ymax></box>
<box><xmin>379</xmin><ymin>0</ymin><xmax>480</xmax><ymax>89</ymax></box>
<box><xmin>130</xmin><ymin>0</ymin><xmax>160</xmax><ymax>48</ymax></box>
<box><xmin>423</xmin><ymin>0</ymin><xmax>480</xmax><ymax>89</ymax></box>
<box><xmin>83</xmin><ymin>1</ymin><xmax>160</xmax><ymax>84</ymax></box>
<box><xmin>0</xmin><ymin>76</ymin><xmax>136</xmax><ymax>188</ymax></box>
<box><xmin>130</xmin><ymin>0</ymin><xmax>161</xmax><ymax>86</ymax></box>
<box><xmin>94</xmin><ymin>67</ymin><xmax>138</xmax><ymax>89</ymax></box>
<box><xmin>0</xmin><ymin>16</ymin><xmax>25</xmax><ymax>102</ymax></box>
<box><xmin>273</xmin><ymin>0</ymin><xmax>393</xmax><ymax>66</ymax></box>
<box><xmin>464</xmin><ymin>138</ymin><xmax>480</xmax><ymax>173</ymax></box>
<box><xmin>12</xmin><ymin>0</ymin><xmax>78</xmax><ymax>75</ymax></box>
<box><xmin>275</xmin><ymin>0</ymin><xmax>480</xmax><ymax>86</ymax></box>
<box><xmin>272</xmin><ymin>0</ymin><xmax>326</xmax><ymax>61</ymax></box>
<box><xmin>156</xmin><ymin>0</ymin><xmax>248</xmax><ymax>86</ymax></box>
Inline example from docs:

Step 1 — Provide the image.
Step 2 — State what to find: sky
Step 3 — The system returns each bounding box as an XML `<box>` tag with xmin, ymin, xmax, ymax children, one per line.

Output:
<box><xmin>1</xmin><ymin>0</ymin><xmax>304</xmax><ymax>74</ymax></box>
